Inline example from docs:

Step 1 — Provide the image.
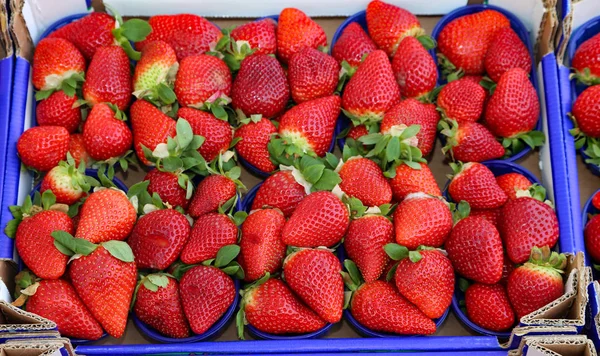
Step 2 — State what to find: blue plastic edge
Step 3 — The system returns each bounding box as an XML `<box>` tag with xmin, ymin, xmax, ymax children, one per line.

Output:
<box><xmin>0</xmin><ymin>56</ymin><xmax>14</xmax><ymax>250</ymax></box>
<box><xmin>587</xmin><ymin>281</ymin><xmax>600</xmax><ymax>347</ymax></box>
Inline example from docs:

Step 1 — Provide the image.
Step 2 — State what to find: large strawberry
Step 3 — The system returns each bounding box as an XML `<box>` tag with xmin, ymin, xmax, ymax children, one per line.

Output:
<box><xmin>485</xmin><ymin>27</ymin><xmax>531</xmax><ymax>82</ymax></box>
<box><xmin>68</xmin><ymin>133</ymin><xmax>91</xmax><ymax>167</ymax></box>
<box><xmin>572</xmin><ymin>32</ymin><xmax>600</xmax><ymax>85</ymax></box>
<box><xmin>439</xmin><ymin>120</ymin><xmax>505</xmax><ymax>162</ymax></box>
<box><xmin>178</xmin><ymin>107</ymin><xmax>233</xmax><ymax>162</ymax></box>
<box><xmin>288</xmin><ymin>48</ymin><xmax>340</xmax><ymax>104</ymax></box>
<box><xmin>277</xmin><ymin>8</ymin><xmax>327</xmax><ymax>64</ymax></box>
<box><xmin>32</xmin><ymin>38</ymin><xmax>85</xmax><ymax>94</ymax></box>
<box><xmin>36</xmin><ymin>91</ymin><xmax>81</xmax><ymax>133</ymax></box>
<box><xmin>188</xmin><ymin>174</ymin><xmax>237</xmax><ymax>218</ymax></box>
<box><xmin>234</xmin><ymin>116</ymin><xmax>277</xmax><ymax>173</ymax></box>
<box><xmin>391</xmin><ymin>36</ymin><xmax>437</xmax><ymax>99</ymax></box>
<box><xmin>366</xmin><ymin>0</ymin><xmax>424</xmax><ymax>57</ymax></box>
<box><xmin>331</xmin><ymin>22</ymin><xmax>377</xmax><ymax>68</ymax></box>
<box><xmin>83</xmin><ymin>46</ymin><xmax>132</xmax><ymax>110</ymax></box>
<box><xmin>230</xmin><ymin>18</ymin><xmax>277</xmax><ymax>56</ymax></box>
<box><xmin>17</xmin><ymin>126</ymin><xmax>69</xmax><ymax>172</ymax></box>
<box><xmin>436</xmin><ymin>77</ymin><xmax>486</xmax><ymax>124</ymax></box>
<box><xmin>496</xmin><ymin>172</ymin><xmax>533</xmax><ymax>200</ymax></box>
<box><xmin>180</xmin><ymin>213</ymin><xmax>237</xmax><ymax>265</ymax></box>
<box><xmin>251</xmin><ymin>170</ymin><xmax>306</xmax><ymax>217</ymax></box>
<box><xmin>133</xmin><ymin>41</ymin><xmax>179</xmax><ymax>105</ymax></box>
<box><xmin>570</xmin><ymin>85</ymin><xmax>600</xmax><ymax>140</ymax></box>
<box><xmin>470</xmin><ymin>207</ymin><xmax>503</xmax><ymax>229</ymax></box>
<box><xmin>130</xmin><ymin>100</ymin><xmax>177</xmax><ymax>166</ymax></box>
<box><xmin>145</xmin><ymin>170</ymin><xmax>190</xmax><ymax>210</ymax></box>
<box><xmin>465</xmin><ymin>283</ymin><xmax>515</xmax><ymax>332</ymax></box>
<box><xmin>338</xmin><ymin>157</ymin><xmax>392</xmax><ymax>207</ymax></box>
<box><xmin>175</xmin><ymin>55</ymin><xmax>232</xmax><ymax>108</ymax></box>
<box><xmin>389</xmin><ymin>162</ymin><xmax>441</xmax><ymax>201</ymax></box>
<box><xmin>585</xmin><ymin>214</ymin><xmax>600</xmax><ymax>263</ymax></box>
<box><xmin>82</xmin><ymin>103</ymin><xmax>133</xmax><ymax>162</ymax></box>
<box><xmin>41</xmin><ymin>157</ymin><xmax>97</xmax><ymax>205</ymax></box>
<box><xmin>393</xmin><ymin>193</ymin><xmax>452</xmax><ymax>249</ymax></box>
<box><xmin>448</xmin><ymin>162</ymin><xmax>508</xmax><ymax>209</ymax></box>
<box><xmin>345</xmin><ymin>215</ymin><xmax>393</xmax><ymax>283</ymax></box>
<box><xmin>284</xmin><ymin>249</ymin><xmax>344</xmax><ymax>323</ymax></box>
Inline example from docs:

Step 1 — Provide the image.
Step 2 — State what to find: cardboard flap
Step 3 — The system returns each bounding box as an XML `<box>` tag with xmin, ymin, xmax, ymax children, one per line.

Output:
<box><xmin>502</xmin><ymin>326</ymin><xmax>579</xmax><ymax>349</ymax></box>
<box><xmin>0</xmin><ymin>345</ymin><xmax>64</xmax><ymax>356</ymax></box>
<box><xmin>5</xmin><ymin>338</ymin><xmax>75</xmax><ymax>356</ymax></box>
<box><xmin>557</xmin><ymin>0</ymin><xmax>600</xmax><ymax>62</ymax></box>
<box><xmin>0</xmin><ymin>301</ymin><xmax>56</xmax><ymax>331</ymax></box>
<box><xmin>0</xmin><ymin>0</ymin><xmax>12</xmax><ymax>59</ymax></box>
<box><xmin>9</xmin><ymin>0</ymin><xmax>32</xmax><ymax>62</ymax></box>
<box><xmin>510</xmin><ymin>335</ymin><xmax>597</xmax><ymax>356</ymax></box>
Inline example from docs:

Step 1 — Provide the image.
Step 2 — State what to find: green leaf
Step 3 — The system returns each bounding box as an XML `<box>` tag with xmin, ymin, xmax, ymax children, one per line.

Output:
<box><xmin>35</xmin><ymin>89</ymin><xmax>54</xmax><ymax>101</ymax></box>
<box><xmin>233</xmin><ymin>211</ymin><xmax>248</xmax><ymax>226</ymax></box>
<box><xmin>228</xmin><ymin>166</ymin><xmax>242</xmax><ymax>181</ymax></box>
<box><xmin>344</xmin><ymin>259</ymin><xmax>362</xmax><ymax>287</ymax></box>
<box><xmin>384</xmin><ymin>243</ymin><xmax>409</xmax><ymax>261</ymax></box>
<box><xmin>214</xmin><ymin>244</ymin><xmax>241</xmax><ymax>268</ymax></box>
<box><xmin>312</xmin><ymin>169</ymin><xmax>342</xmax><ymax>192</ymax></box>
<box><xmin>52</xmin><ymin>231</ymin><xmax>97</xmax><ymax>256</ymax></box>
<box><xmin>325</xmin><ymin>153</ymin><xmax>339</xmax><ymax>169</ymax></box>
<box><xmin>162</xmin><ymin>156</ymin><xmax>183</xmax><ymax>172</ymax></box>
<box><xmin>143</xmin><ymin>279</ymin><xmax>159</xmax><ymax>292</ymax></box>
<box><xmin>458</xmin><ymin>278</ymin><xmax>470</xmax><ymax>293</ymax></box>
<box><xmin>303</xmin><ymin>164</ymin><xmax>325</xmax><ymax>185</ymax></box>
<box><xmin>127</xmin><ymin>180</ymin><xmax>150</xmax><ymax>199</ymax></box>
<box><xmin>386</xmin><ymin>136</ymin><xmax>401</xmax><ymax>162</ymax></box>
<box><xmin>102</xmin><ymin>240</ymin><xmax>135</xmax><ymax>263</ymax></box>
<box><xmin>408</xmin><ymin>251</ymin><xmax>422</xmax><ymax>263</ymax></box>
<box><xmin>41</xmin><ymin>190</ymin><xmax>56</xmax><ymax>210</ymax></box>
<box><xmin>399</xmin><ymin>125</ymin><xmax>421</xmax><ymax>140</ymax></box>
<box><xmin>358</xmin><ymin>133</ymin><xmax>382</xmax><ymax>145</ymax></box>
<box><xmin>4</xmin><ymin>220</ymin><xmax>19</xmax><ymax>238</ymax></box>
<box><xmin>211</xmin><ymin>105</ymin><xmax>228</xmax><ymax>121</ymax></box>
<box><xmin>147</xmin><ymin>274</ymin><xmax>169</xmax><ymax>289</ymax></box>
<box><xmin>157</xmin><ymin>84</ymin><xmax>177</xmax><ymax>105</ymax></box>
<box><xmin>120</xmin><ymin>18</ymin><xmax>152</xmax><ymax>41</ymax></box>
<box><xmin>176</xmin><ymin>119</ymin><xmax>194</xmax><ymax>150</ymax></box>
<box><xmin>386</xmin><ymin>262</ymin><xmax>399</xmax><ymax>282</ymax></box>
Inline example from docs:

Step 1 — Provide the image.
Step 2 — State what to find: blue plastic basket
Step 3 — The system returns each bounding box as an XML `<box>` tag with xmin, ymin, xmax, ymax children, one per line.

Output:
<box><xmin>0</xmin><ymin>56</ymin><xmax>14</xmax><ymax>250</ymax></box>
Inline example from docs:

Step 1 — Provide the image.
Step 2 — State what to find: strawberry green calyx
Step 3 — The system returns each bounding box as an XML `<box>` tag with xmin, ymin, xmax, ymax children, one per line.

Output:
<box><xmin>104</xmin><ymin>4</ymin><xmax>152</xmax><ymax>61</ymax></box>
<box><xmin>341</xmin><ymin>259</ymin><xmax>365</xmax><ymax>310</ymax></box>
<box><xmin>173</xmin><ymin>245</ymin><xmax>244</xmax><ymax>281</ymax></box>
<box><xmin>127</xmin><ymin>181</ymin><xmax>187</xmax><ymax>216</ymax></box>
<box><xmin>437</xmin><ymin>53</ymin><xmax>460</xmax><ymax>80</ymax></box>
<box><xmin>569</xmin><ymin>113</ymin><xmax>600</xmax><ymax>167</ymax></box>
<box><xmin>268</xmin><ymin>130</ymin><xmax>318</xmax><ymax>164</ymax></box>
<box><xmin>12</xmin><ymin>270</ymin><xmax>40</xmax><ymax>307</ymax></box>
<box><xmin>450</xmin><ymin>200</ymin><xmax>470</xmax><ymax>224</ymax></box>
<box><xmin>515</xmin><ymin>184</ymin><xmax>548</xmax><ymax>203</ymax></box>
<box><xmin>341</xmin><ymin>108</ymin><xmax>385</xmax><ymax>128</ymax></box>
<box><xmin>502</xmin><ymin>130</ymin><xmax>545</xmax><ymax>157</ymax></box>
<box><xmin>35</xmin><ymin>72</ymin><xmax>85</xmax><ymax>101</ymax></box>
<box><xmin>384</xmin><ymin>243</ymin><xmax>426</xmax><ymax>264</ymax></box>
<box><xmin>343</xmin><ymin>195</ymin><xmax>394</xmax><ymax>220</ymax></box>
<box><xmin>131</xmin><ymin>272</ymin><xmax>173</xmax><ymax>309</ymax></box>
<box><xmin>570</xmin><ymin>67</ymin><xmax>600</xmax><ymax>87</ymax></box>
<box><xmin>51</xmin><ymin>230</ymin><xmax>134</xmax><ymax>263</ymax></box>
<box><xmin>526</xmin><ymin>246</ymin><xmax>567</xmax><ymax>274</ymax></box>
<box><xmin>447</xmin><ymin>161</ymin><xmax>468</xmax><ymax>180</ymax></box>
<box><xmin>210</xmin><ymin>28</ymin><xmax>256</xmax><ymax>72</ymax></box>
<box><xmin>439</xmin><ymin>119</ymin><xmax>459</xmax><ymax>159</ymax></box>
<box><xmin>236</xmin><ymin>272</ymin><xmax>271</xmax><ymax>340</ymax></box>
<box><xmin>479</xmin><ymin>77</ymin><xmax>497</xmax><ymax>94</ymax></box>
<box><xmin>4</xmin><ymin>190</ymin><xmax>67</xmax><ymax>238</ymax></box>
<box><xmin>193</xmin><ymin>95</ymin><xmax>233</xmax><ymax>122</ymax></box>
<box><xmin>278</xmin><ymin>154</ymin><xmax>342</xmax><ymax>194</ymax></box>
<box><xmin>336</xmin><ymin>60</ymin><xmax>357</xmax><ymax>93</ymax></box>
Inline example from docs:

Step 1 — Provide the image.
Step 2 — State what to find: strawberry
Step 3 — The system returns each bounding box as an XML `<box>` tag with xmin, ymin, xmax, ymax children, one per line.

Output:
<box><xmin>347</xmin><ymin>124</ymin><xmax>369</xmax><ymax>141</ymax></box>
<box><xmin>136</xmin><ymin>14</ymin><xmax>222</xmax><ymax>60</ymax></box>
<box><xmin>507</xmin><ymin>247</ymin><xmax>566</xmax><ymax>318</ymax></box>
<box><xmin>83</xmin><ymin>46</ymin><xmax>132</xmax><ymax>111</ymax></box>
<box><xmin>572</xmin><ymin>32</ymin><xmax>600</xmax><ymax>86</ymax></box>
<box><xmin>175</xmin><ymin>55</ymin><xmax>232</xmax><ymax>108</ymax></box>
<box><xmin>36</xmin><ymin>91</ymin><xmax>81</xmax><ymax>133</ymax></box>
<box><xmin>133</xmin><ymin>41</ymin><xmax>178</xmax><ymax>104</ymax></box>
<box><xmin>178</xmin><ymin>108</ymin><xmax>233</xmax><ymax>162</ymax></box>
<box><xmin>446</xmin><ymin>216</ymin><xmax>504</xmax><ymax>284</ymax></box>
<box><xmin>570</xmin><ymin>85</ymin><xmax>600</xmax><ymax>139</ymax></box>
<box><xmin>188</xmin><ymin>175</ymin><xmax>237</xmax><ymax>218</ymax></box>
<box><xmin>231</xmin><ymin>54</ymin><xmax>289</xmax><ymax>119</ymax></box>
<box><xmin>32</xmin><ymin>38</ymin><xmax>85</xmax><ymax>93</ymax></box>
<box><xmin>585</xmin><ymin>214</ymin><xmax>600</xmax><ymax>263</ymax></box>
<box><xmin>284</xmin><ymin>249</ymin><xmax>344</xmax><ymax>323</ymax></box>
<box><xmin>465</xmin><ymin>283</ymin><xmax>515</xmax><ymax>332</ymax></box>
<box><xmin>145</xmin><ymin>170</ymin><xmax>189</xmax><ymax>210</ymax></box>
<box><xmin>393</xmin><ymin>193</ymin><xmax>452</xmax><ymax>249</ymax></box>
<box><xmin>234</xmin><ymin>116</ymin><xmax>277</xmax><ymax>173</ymax></box>
<box><xmin>485</xmin><ymin>27</ymin><xmax>531</xmax><ymax>83</ymax></box>
<box><xmin>17</xmin><ymin>126</ymin><xmax>69</xmax><ymax>172</ymax></box>
<box><xmin>389</xmin><ymin>162</ymin><xmax>441</xmax><ymax>201</ymax></box>
<box><xmin>133</xmin><ymin>274</ymin><xmax>190</xmax><ymax>338</ymax></box>
<box><xmin>338</xmin><ymin>157</ymin><xmax>392</xmax><ymax>206</ymax></box>
<box><xmin>366</xmin><ymin>0</ymin><xmax>424</xmax><ymax>57</ymax></box>
<box><xmin>439</xmin><ymin>121</ymin><xmax>505</xmax><ymax>162</ymax></box>
<box><xmin>331</xmin><ymin>22</ymin><xmax>377</xmax><ymax>68</ymax></box>
<box><xmin>68</xmin><ymin>134</ymin><xmax>91</xmax><ymax>167</ymax></box>
<box><xmin>40</xmin><ymin>157</ymin><xmax>96</xmax><ymax>205</ymax></box>
<box><xmin>342</xmin><ymin>50</ymin><xmax>400</xmax><ymax>126</ymax></box>
<box><xmin>76</xmin><ymin>188</ymin><xmax>137</xmax><ymax>243</ymax></box>
<box><xmin>130</xmin><ymin>100</ymin><xmax>177</xmax><ymax>166</ymax></box>
<box><xmin>238</xmin><ymin>209</ymin><xmax>286</xmax><ymax>282</ymax></box>
<box><xmin>448</xmin><ymin>162</ymin><xmax>508</xmax><ymax>209</ymax></box>
<box><xmin>345</xmin><ymin>215</ymin><xmax>393</xmax><ymax>282</ymax></box>
<box><xmin>129</xmin><ymin>209</ymin><xmax>191</xmax><ymax>270</ymax></box>
<box><xmin>289</xmin><ymin>48</ymin><xmax>340</xmax><ymax>104</ymax></box>
<box><xmin>437</xmin><ymin>77</ymin><xmax>486</xmax><ymax>124</ymax></box>
<box><xmin>251</xmin><ymin>170</ymin><xmax>306</xmax><ymax>217</ymax></box>
<box><xmin>391</xmin><ymin>36</ymin><xmax>437</xmax><ymax>99</ymax></box>
<box><xmin>82</xmin><ymin>103</ymin><xmax>133</xmax><ymax>162</ymax></box>
<box><xmin>470</xmin><ymin>207</ymin><xmax>502</xmax><ymax>228</ymax></box>
<box><xmin>180</xmin><ymin>213</ymin><xmax>237</xmax><ymax>265</ymax></box>
<box><xmin>282</xmin><ymin>191</ymin><xmax>349</xmax><ymax>247</ymax></box>
<box><xmin>230</xmin><ymin>18</ymin><xmax>277</xmax><ymax>56</ymax></box>
<box><xmin>593</xmin><ymin>191</ymin><xmax>600</xmax><ymax>210</ymax></box>
<box><xmin>350</xmin><ymin>280</ymin><xmax>436</xmax><ymax>335</ymax></box>
<box><xmin>496</xmin><ymin>173</ymin><xmax>533</xmax><ymax>200</ymax></box>
<box><xmin>438</xmin><ymin>10</ymin><xmax>510</xmax><ymax>75</ymax></box>
<box><xmin>238</xmin><ymin>278</ymin><xmax>326</xmax><ymax>337</ymax></box>
<box><xmin>500</xmin><ymin>254</ymin><xmax>516</xmax><ymax>285</ymax></box>
<box><xmin>277</xmin><ymin>8</ymin><xmax>327</xmax><ymax>64</ymax></box>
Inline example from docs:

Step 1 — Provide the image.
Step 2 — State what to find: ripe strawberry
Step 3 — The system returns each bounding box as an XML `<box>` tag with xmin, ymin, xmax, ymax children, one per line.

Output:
<box><xmin>496</xmin><ymin>173</ymin><xmax>533</xmax><ymax>200</ymax></box>
<box><xmin>145</xmin><ymin>170</ymin><xmax>189</xmax><ymax>210</ymax></box>
<box><xmin>68</xmin><ymin>134</ymin><xmax>91</xmax><ymax>167</ymax></box>
<box><xmin>438</xmin><ymin>10</ymin><xmax>510</xmax><ymax>75</ymax></box>
<box><xmin>339</xmin><ymin>157</ymin><xmax>392</xmax><ymax>207</ymax></box>
<box><xmin>465</xmin><ymin>283</ymin><xmax>515</xmax><ymax>332</ymax></box>
<box><xmin>350</xmin><ymin>280</ymin><xmax>436</xmax><ymax>335</ymax></box>
<box><xmin>284</xmin><ymin>249</ymin><xmax>344</xmax><ymax>323</ymax></box>
<box><xmin>282</xmin><ymin>191</ymin><xmax>349</xmax><ymax>247</ymax></box>
<box><xmin>391</xmin><ymin>36</ymin><xmax>437</xmax><ymax>99</ymax></box>
<box><xmin>32</xmin><ymin>38</ymin><xmax>85</xmax><ymax>92</ymax></box>
<box><xmin>82</xmin><ymin>103</ymin><xmax>132</xmax><ymax>161</ymax></box>
<box><xmin>136</xmin><ymin>14</ymin><xmax>222</xmax><ymax>60</ymax></box>
<box><xmin>342</xmin><ymin>50</ymin><xmax>400</xmax><ymax>126</ymax></box>
<box><xmin>17</xmin><ymin>126</ymin><xmax>69</xmax><ymax>172</ymax></box>
<box><xmin>593</xmin><ymin>191</ymin><xmax>600</xmax><ymax>210</ymax></box>
<box><xmin>446</xmin><ymin>216</ymin><xmax>503</xmax><ymax>284</ymax></box>
<box><xmin>485</xmin><ymin>27</ymin><xmax>531</xmax><ymax>82</ymax></box>
<box><xmin>240</xmin><ymin>278</ymin><xmax>326</xmax><ymax>336</ymax></box>
<box><xmin>585</xmin><ymin>214</ymin><xmax>600</xmax><ymax>263</ymax></box>
<box><xmin>572</xmin><ymin>32</ymin><xmax>600</xmax><ymax>85</ymax></box>
<box><xmin>331</xmin><ymin>22</ymin><xmax>377</xmax><ymax>68</ymax></box>
<box><xmin>179</xmin><ymin>265</ymin><xmax>236</xmax><ymax>334</ymax></box>
<box><xmin>448</xmin><ymin>162</ymin><xmax>508</xmax><ymax>209</ymax></box>
<box><xmin>440</xmin><ymin>121</ymin><xmax>505</xmax><ymax>162</ymax></box>
<box><xmin>393</xmin><ymin>193</ymin><xmax>452</xmax><ymax>249</ymax></box>
<box><xmin>366</xmin><ymin>0</ymin><xmax>424</xmax><ymax>57</ymax></box>
<box><xmin>238</xmin><ymin>209</ymin><xmax>286</xmax><ymax>282</ymax></box>
<box><xmin>289</xmin><ymin>48</ymin><xmax>340</xmax><ymax>104</ymax></box>
<box><xmin>231</xmin><ymin>54</ymin><xmax>289</xmax><ymax>119</ymax></box>
<box><xmin>380</xmin><ymin>98</ymin><xmax>439</xmax><ymax>156</ymax></box>
<box><xmin>500</xmin><ymin>254</ymin><xmax>516</xmax><ymax>285</ymax></box>
<box><xmin>188</xmin><ymin>175</ymin><xmax>236</xmax><ymax>218</ymax></box>
<box><xmin>437</xmin><ymin>78</ymin><xmax>486</xmax><ymax>124</ymax></box>
<box><xmin>178</xmin><ymin>108</ymin><xmax>233</xmax><ymax>162</ymax></box>
<box><xmin>230</xmin><ymin>18</ymin><xmax>277</xmax><ymax>56</ymax></box>
<box><xmin>133</xmin><ymin>41</ymin><xmax>178</xmax><ymax>103</ymax></box>
<box><xmin>507</xmin><ymin>247</ymin><xmax>566</xmax><ymax>318</ymax></box>
<box><xmin>470</xmin><ymin>207</ymin><xmax>502</xmax><ymax>228</ymax></box>
<box><xmin>130</xmin><ymin>100</ymin><xmax>177</xmax><ymax>166</ymax></box>
<box><xmin>83</xmin><ymin>46</ymin><xmax>132</xmax><ymax>110</ymax></box>
<box><xmin>76</xmin><ymin>188</ymin><xmax>137</xmax><ymax>243</ymax></box>
<box><xmin>36</xmin><ymin>91</ymin><xmax>81</xmax><ymax>133</ymax></box>
<box><xmin>347</xmin><ymin>124</ymin><xmax>369</xmax><ymax>141</ymax></box>
<box><xmin>180</xmin><ymin>213</ymin><xmax>237</xmax><ymax>265</ymax></box>
<box><xmin>251</xmin><ymin>171</ymin><xmax>306</xmax><ymax>217</ymax></box>
<box><xmin>175</xmin><ymin>55</ymin><xmax>232</xmax><ymax>108</ymax></box>
<box><xmin>48</xmin><ymin>12</ymin><xmax>116</xmax><ymax>60</ymax></box>
<box><xmin>345</xmin><ymin>215</ymin><xmax>393</xmax><ymax>282</ymax></box>
<box><xmin>235</xmin><ymin>117</ymin><xmax>277</xmax><ymax>173</ymax></box>
<box><xmin>389</xmin><ymin>162</ymin><xmax>441</xmax><ymax>201</ymax></box>
<box><xmin>133</xmin><ymin>274</ymin><xmax>190</xmax><ymax>338</ymax></box>
<box><xmin>277</xmin><ymin>8</ymin><xmax>327</xmax><ymax>64</ymax></box>
<box><xmin>41</xmin><ymin>160</ymin><xmax>93</xmax><ymax>205</ymax></box>
<box><xmin>570</xmin><ymin>85</ymin><xmax>600</xmax><ymax>138</ymax></box>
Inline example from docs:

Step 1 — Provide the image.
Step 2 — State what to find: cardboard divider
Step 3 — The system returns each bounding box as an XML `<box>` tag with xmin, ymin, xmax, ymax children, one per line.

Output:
<box><xmin>0</xmin><ymin>301</ymin><xmax>56</xmax><ymax>332</ymax></box>
<box><xmin>508</xmin><ymin>334</ymin><xmax>597</xmax><ymax>356</ymax></box>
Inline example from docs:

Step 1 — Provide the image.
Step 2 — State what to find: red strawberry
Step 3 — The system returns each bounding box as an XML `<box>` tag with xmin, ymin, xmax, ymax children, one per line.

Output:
<box><xmin>465</xmin><ymin>283</ymin><xmax>515</xmax><ymax>332</ymax></box>
<box><xmin>339</xmin><ymin>157</ymin><xmax>392</xmax><ymax>206</ymax></box>
<box><xmin>470</xmin><ymin>207</ymin><xmax>502</xmax><ymax>229</ymax></box>
<box><xmin>438</xmin><ymin>10</ymin><xmax>510</xmax><ymax>75</ymax></box>
<box><xmin>178</xmin><ymin>107</ymin><xmax>233</xmax><ymax>162</ymax></box>
<box><xmin>496</xmin><ymin>173</ymin><xmax>533</xmax><ymax>200</ymax></box>
<box><xmin>180</xmin><ymin>213</ymin><xmax>237</xmax><ymax>264</ymax></box>
<box><xmin>331</xmin><ymin>22</ymin><xmax>377</xmax><ymax>68</ymax></box>
<box><xmin>289</xmin><ymin>48</ymin><xmax>340</xmax><ymax>104</ymax></box>
<box><xmin>393</xmin><ymin>193</ymin><xmax>452</xmax><ymax>249</ymax></box>
<box><xmin>240</xmin><ymin>278</ymin><xmax>326</xmax><ymax>336</ymax></box>
<box><xmin>133</xmin><ymin>274</ymin><xmax>190</xmax><ymax>338</ymax></box>
<box><xmin>284</xmin><ymin>249</ymin><xmax>344</xmax><ymax>323</ymax></box>
<box><xmin>136</xmin><ymin>14</ymin><xmax>222</xmax><ymax>60</ymax></box>
<box><xmin>230</xmin><ymin>19</ymin><xmax>277</xmax><ymax>56</ymax></box>
<box><xmin>235</xmin><ymin>117</ymin><xmax>277</xmax><ymax>173</ymax></box>
<box><xmin>76</xmin><ymin>188</ymin><xmax>137</xmax><ymax>243</ymax></box>
<box><xmin>145</xmin><ymin>170</ymin><xmax>189</xmax><ymax>210</ymax></box>
<box><xmin>130</xmin><ymin>100</ymin><xmax>177</xmax><ymax>166</ymax></box>
<box><xmin>585</xmin><ymin>214</ymin><xmax>600</xmax><ymax>263</ymax></box>
<box><xmin>389</xmin><ymin>162</ymin><xmax>441</xmax><ymax>201</ymax></box>
<box><xmin>500</xmin><ymin>254</ymin><xmax>516</xmax><ymax>285</ymax></box>
<box><xmin>32</xmin><ymin>38</ymin><xmax>85</xmax><ymax>92</ymax></box>
<box><xmin>251</xmin><ymin>170</ymin><xmax>306</xmax><ymax>217</ymax></box>
<box><xmin>380</xmin><ymin>99</ymin><xmax>440</xmax><ymax>156</ymax></box>
<box><xmin>68</xmin><ymin>133</ymin><xmax>91</xmax><ymax>167</ymax></box>
<box><xmin>282</xmin><ymin>191</ymin><xmax>349</xmax><ymax>247</ymax></box>
<box><xmin>175</xmin><ymin>55</ymin><xmax>232</xmax><ymax>108</ymax></box>
<box><xmin>440</xmin><ymin>121</ymin><xmax>505</xmax><ymax>162</ymax></box>
<box><xmin>239</xmin><ymin>209</ymin><xmax>287</xmax><ymax>282</ymax></box>
<box><xmin>391</xmin><ymin>36</ymin><xmax>437</xmax><ymax>99</ymax></box>
<box><xmin>448</xmin><ymin>162</ymin><xmax>508</xmax><ymax>209</ymax></box>
<box><xmin>48</xmin><ymin>12</ymin><xmax>115</xmax><ymax>60</ymax></box>
<box><xmin>342</xmin><ymin>50</ymin><xmax>400</xmax><ymax>126</ymax></box>
<box><xmin>572</xmin><ymin>32</ymin><xmax>600</xmax><ymax>85</ymax></box>
<box><xmin>570</xmin><ymin>85</ymin><xmax>600</xmax><ymax>138</ymax></box>
<box><xmin>593</xmin><ymin>191</ymin><xmax>600</xmax><ymax>210</ymax></box>
<box><xmin>347</xmin><ymin>124</ymin><xmax>369</xmax><ymax>141</ymax></box>
<box><xmin>36</xmin><ymin>91</ymin><xmax>81</xmax><ymax>133</ymax></box>
<box><xmin>350</xmin><ymin>280</ymin><xmax>436</xmax><ymax>335</ymax></box>
<box><xmin>507</xmin><ymin>247</ymin><xmax>566</xmax><ymax>318</ymax></box>
<box><xmin>179</xmin><ymin>265</ymin><xmax>236</xmax><ymax>334</ymax></box>
<box><xmin>277</xmin><ymin>8</ymin><xmax>327</xmax><ymax>64</ymax></box>
<box><xmin>345</xmin><ymin>215</ymin><xmax>393</xmax><ymax>282</ymax></box>
<box><xmin>231</xmin><ymin>54</ymin><xmax>289</xmax><ymax>119</ymax></box>
<box><xmin>446</xmin><ymin>216</ymin><xmax>504</xmax><ymax>284</ymax></box>
<box><xmin>437</xmin><ymin>78</ymin><xmax>486</xmax><ymax>124</ymax></box>
<box><xmin>82</xmin><ymin>103</ymin><xmax>132</xmax><ymax>161</ymax></box>
<box><xmin>366</xmin><ymin>0</ymin><xmax>424</xmax><ymax>57</ymax></box>
<box><xmin>133</xmin><ymin>41</ymin><xmax>178</xmax><ymax>103</ymax></box>
<box><xmin>83</xmin><ymin>46</ymin><xmax>132</xmax><ymax>110</ymax></box>
<box><xmin>41</xmin><ymin>160</ymin><xmax>93</xmax><ymax>205</ymax></box>
<box><xmin>485</xmin><ymin>27</ymin><xmax>531</xmax><ymax>82</ymax></box>
<box><xmin>188</xmin><ymin>175</ymin><xmax>236</xmax><ymax>218</ymax></box>
<box><xmin>17</xmin><ymin>126</ymin><xmax>69</xmax><ymax>172</ymax></box>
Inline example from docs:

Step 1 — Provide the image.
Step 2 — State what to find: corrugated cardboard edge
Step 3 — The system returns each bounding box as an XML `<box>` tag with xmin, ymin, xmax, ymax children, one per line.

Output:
<box><xmin>508</xmin><ymin>335</ymin><xmax>597</xmax><ymax>356</ymax></box>
<box><xmin>502</xmin><ymin>326</ymin><xmax>579</xmax><ymax>350</ymax></box>
<box><xmin>0</xmin><ymin>301</ymin><xmax>56</xmax><ymax>332</ymax></box>
<box><xmin>0</xmin><ymin>332</ymin><xmax>61</xmax><ymax>342</ymax></box>
<box><xmin>9</xmin><ymin>0</ymin><xmax>32</xmax><ymax>62</ymax></box>
<box><xmin>0</xmin><ymin>344</ymin><xmax>65</xmax><ymax>356</ymax></box>
<box><xmin>0</xmin><ymin>0</ymin><xmax>13</xmax><ymax>59</ymax></box>
<box><xmin>536</xmin><ymin>1</ymin><xmax>558</xmax><ymax>61</ymax></box>
<box><xmin>5</xmin><ymin>338</ymin><xmax>75</xmax><ymax>356</ymax></box>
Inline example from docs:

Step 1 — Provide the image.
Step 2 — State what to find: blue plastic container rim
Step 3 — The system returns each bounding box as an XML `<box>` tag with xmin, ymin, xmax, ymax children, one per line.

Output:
<box><xmin>581</xmin><ymin>189</ymin><xmax>599</xmax><ymax>278</ymax></box>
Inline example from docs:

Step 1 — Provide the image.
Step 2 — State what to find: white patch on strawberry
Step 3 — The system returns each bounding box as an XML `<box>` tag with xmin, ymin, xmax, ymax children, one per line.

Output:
<box><xmin>184</xmin><ymin>214</ymin><xmax>194</xmax><ymax>227</ymax></box>
<box><xmin>68</xmin><ymin>254</ymin><xmax>83</xmax><ymax>264</ymax></box>
<box><xmin>280</xmin><ymin>165</ymin><xmax>312</xmax><ymax>195</ymax></box>
<box><xmin>331</xmin><ymin>184</ymin><xmax>345</xmax><ymax>199</ymax></box>
<box><xmin>20</xmin><ymin>282</ymin><xmax>40</xmax><ymax>296</ymax></box>
<box><xmin>364</xmin><ymin>206</ymin><xmax>382</xmax><ymax>215</ymax></box>
<box><xmin>388</xmin><ymin>124</ymin><xmax>419</xmax><ymax>147</ymax></box>
<box><xmin>43</xmin><ymin>70</ymin><xmax>80</xmax><ymax>90</ymax></box>
<box><xmin>234</xmin><ymin>40</ymin><xmax>251</xmax><ymax>54</ymax></box>
<box><xmin>93</xmin><ymin>186</ymin><xmax>107</xmax><ymax>192</ymax></box>
<box><xmin>334</xmin><ymin>158</ymin><xmax>345</xmax><ymax>173</ymax></box>
<box><xmin>153</xmin><ymin>143</ymin><xmax>170</xmax><ymax>159</ymax></box>
<box><xmin>544</xmin><ymin>200</ymin><xmax>555</xmax><ymax>209</ymax></box>
<box><xmin>143</xmin><ymin>204</ymin><xmax>160</xmax><ymax>215</ymax></box>
<box><xmin>516</xmin><ymin>189</ymin><xmax>532</xmax><ymax>198</ymax></box>
<box><xmin>129</xmin><ymin>195</ymin><xmax>139</xmax><ymax>212</ymax></box>
<box><xmin>222</xmin><ymin>150</ymin><xmax>235</xmax><ymax>163</ymax></box>
<box><xmin>405</xmin><ymin>192</ymin><xmax>431</xmax><ymax>201</ymax></box>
